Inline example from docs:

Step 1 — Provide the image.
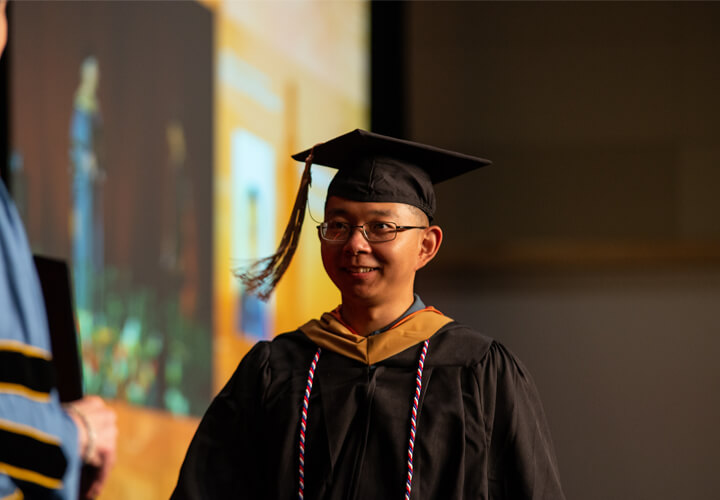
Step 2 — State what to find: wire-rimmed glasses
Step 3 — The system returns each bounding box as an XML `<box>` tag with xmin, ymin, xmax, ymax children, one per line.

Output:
<box><xmin>317</xmin><ymin>221</ymin><xmax>428</xmax><ymax>243</ymax></box>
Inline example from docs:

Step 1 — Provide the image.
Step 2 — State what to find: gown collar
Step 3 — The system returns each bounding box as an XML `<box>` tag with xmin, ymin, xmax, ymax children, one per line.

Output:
<box><xmin>299</xmin><ymin>297</ymin><xmax>453</xmax><ymax>365</ymax></box>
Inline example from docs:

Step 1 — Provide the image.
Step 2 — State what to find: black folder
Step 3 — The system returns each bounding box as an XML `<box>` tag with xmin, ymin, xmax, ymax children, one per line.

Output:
<box><xmin>32</xmin><ymin>255</ymin><xmax>84</xmax><ymax>403</ymax></box>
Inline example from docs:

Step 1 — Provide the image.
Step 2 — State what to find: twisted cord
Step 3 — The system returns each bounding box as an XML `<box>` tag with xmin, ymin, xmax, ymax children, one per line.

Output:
<box><xmin>296</xmin><ymin>339</ymin><xmax>430</xmax><ymax>500</ymax></box>
<box><xmin>405</xmin><ymin>339</ymin><xmax>429</xmax><ymax>500</ymax></box>
<box><xmin>298</xmin><ymin>347</ymin><xmax>322</xmax><ymax>500</ymax></box>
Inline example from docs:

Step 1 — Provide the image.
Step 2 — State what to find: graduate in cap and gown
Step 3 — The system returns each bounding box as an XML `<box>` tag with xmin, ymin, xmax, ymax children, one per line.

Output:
<box><xmin>172</xmin><ymin>130</ymin><xmax>566</xmax><ymax>500</ymax></box>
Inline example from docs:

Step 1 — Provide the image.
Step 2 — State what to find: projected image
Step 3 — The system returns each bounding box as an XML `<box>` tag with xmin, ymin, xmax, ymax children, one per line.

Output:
<box><xmin>70</xmin><ymin>55</ymin><xmax>104</xmax><ymax>320</ymax></box>
<box><xmin>9</xmin><ymin>0</ymin><xmax>213</xmax><ymax>416</ymax></box>
<box><xmin>79</xmin><ymin>115</ymin><xmax>208</xmax><ymax>417</ymax></box>
<box><xmin>9</xmin><ymin>0</ymin><xmax>368</xmax><ymax>496</ymax></box>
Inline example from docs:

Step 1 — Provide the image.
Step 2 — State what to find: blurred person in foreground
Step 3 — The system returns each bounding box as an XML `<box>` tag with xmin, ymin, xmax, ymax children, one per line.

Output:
<box><xmin>0</xmin><ymin>1</ymin><xmax>117</xmax><ymax>498</ymax></box>
<box><xmin>173</xmin><ymin>129</ymin><xmax>565</xmax><ymax>500</ymax></box>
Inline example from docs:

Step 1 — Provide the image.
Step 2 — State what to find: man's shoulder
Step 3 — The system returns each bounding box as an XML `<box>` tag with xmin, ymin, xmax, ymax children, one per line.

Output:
<box><xmin>244</xmin><ymin>329</ymin><xmax>312</xmax><ymax>349</ymax></box>
<box><xmin>428</xmin><ymin>320</ymin><xmax>501</xmax><ymax>367</ymax></box>
<box><xmin>434</xmin><ymin>320</ymin><xmax>495</xmax><ymax>345</ymax></box>
<box><xmin>432</xmin><ymin>321</ymin><xmax>540</xmax><ymax>385</ymax></box>
<box><xmin>246</xmin><ymin>329</ymin><xmax>318</xmax><ymax>366</ymax></box>
<box><xmin>272</xmin><ymin>328</ymin><xmax>315</xmax><ymax>346</ymax></box>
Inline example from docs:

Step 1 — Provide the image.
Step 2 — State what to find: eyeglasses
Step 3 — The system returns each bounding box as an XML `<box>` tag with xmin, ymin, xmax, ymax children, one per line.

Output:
<box><xmin>317</xmin><ymin>221</ymin><xmax>428</xmax><ymax>243</ymax></box>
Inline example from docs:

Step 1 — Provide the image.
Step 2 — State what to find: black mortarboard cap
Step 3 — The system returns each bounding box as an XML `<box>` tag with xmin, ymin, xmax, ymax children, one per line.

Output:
<box><xmin>238</xmin><ymin>129</ymin><xmax>491</xmax><ymax>300</ymax></box>
<box><xmin>291</xmin><ymin>129</ymin><xmax>492</xmax><ymax>220</ymax></box>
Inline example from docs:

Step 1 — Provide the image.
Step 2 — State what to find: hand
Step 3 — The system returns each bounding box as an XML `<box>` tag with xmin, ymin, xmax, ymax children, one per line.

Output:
<box><xmin>66</xmin><ymin>395</ymin><xmax>118</xmax><ymax>499</ymax></box>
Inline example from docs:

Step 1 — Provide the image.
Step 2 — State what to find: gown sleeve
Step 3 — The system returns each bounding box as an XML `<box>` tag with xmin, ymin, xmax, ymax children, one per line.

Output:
<box><xmin>171</xmin><ymin>341</ymin><xmax>271</xmax><ymax>499</ymax></box>
<box><xmin>479</xmin><ymin>341</ymin><xmax>566</xmax><ymax>500</ymax></box>
<box><xmin>1</xmin><ymin>180</ymin><xmax>81</xmax><ymax>500</ymax></box>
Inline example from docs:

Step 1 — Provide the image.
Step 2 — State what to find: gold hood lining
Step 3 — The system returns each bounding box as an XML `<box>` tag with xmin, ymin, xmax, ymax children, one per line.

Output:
<box><xmin>299</xmin><ymin>307</ymin><xmax>453</xmax><ymax>365</ymax></box>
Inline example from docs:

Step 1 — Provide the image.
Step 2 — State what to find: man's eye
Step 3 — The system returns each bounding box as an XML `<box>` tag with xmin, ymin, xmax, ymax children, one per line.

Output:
<box><xmin>327</xmin><ymin>221</ymin><xmax>347</xmax><ymax>231</ymax></box>
<box><xmin>369</xmin><ymin>222</ymin><xmax>394</xmax><ymax>232</ymax></box>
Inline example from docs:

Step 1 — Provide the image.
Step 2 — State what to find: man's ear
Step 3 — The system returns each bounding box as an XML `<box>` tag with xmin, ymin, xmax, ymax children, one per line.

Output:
<box><xmin>415</xmin><ymin>225</ymin><xmax>443</xmax><ymax>271</ymax></box>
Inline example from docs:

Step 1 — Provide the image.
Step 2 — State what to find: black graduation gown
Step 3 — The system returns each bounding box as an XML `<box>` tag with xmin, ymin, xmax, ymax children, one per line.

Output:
<box><xmin>171</xmin><ymin>322</ymin><xmax>565</xmax><ymax>499</ymax></box>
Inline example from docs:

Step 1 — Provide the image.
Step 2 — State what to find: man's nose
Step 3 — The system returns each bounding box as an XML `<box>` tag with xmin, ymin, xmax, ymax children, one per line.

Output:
<box><xmin>344</xmin><ymin>225</ymin><xmax>371</xmax><ymax>253</ymax></box>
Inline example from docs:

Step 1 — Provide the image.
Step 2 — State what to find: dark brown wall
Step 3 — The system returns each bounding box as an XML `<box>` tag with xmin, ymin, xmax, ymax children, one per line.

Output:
<box><xmin>409</xmin><ymin>1</ymin><xmax>720</xmax><ymax>245</ymax></box>
<box><xmin>407</xmin><ymin>2</ymin><xmax>720</xmax><ymax>499</ymax></box>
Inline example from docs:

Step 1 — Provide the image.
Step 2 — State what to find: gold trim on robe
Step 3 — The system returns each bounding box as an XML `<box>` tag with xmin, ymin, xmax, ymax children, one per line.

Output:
<box><xmin>299</xmin><ymin>307</ymin><xmax>453</xmax><ymax>365</ymax></box>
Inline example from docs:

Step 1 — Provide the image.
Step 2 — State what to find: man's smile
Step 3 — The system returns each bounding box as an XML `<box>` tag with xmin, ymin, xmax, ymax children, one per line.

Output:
<box><xmin>343</xmin><ymin>265</ymin><xmax>380</xmax><ymax>274</ymax></box>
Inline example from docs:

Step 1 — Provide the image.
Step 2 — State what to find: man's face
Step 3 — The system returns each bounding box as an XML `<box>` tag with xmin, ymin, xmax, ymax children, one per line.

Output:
<box><xmin>320</xmin><ymin>196</ymin><xmax>431</xmax><ymax>307</ymax></box>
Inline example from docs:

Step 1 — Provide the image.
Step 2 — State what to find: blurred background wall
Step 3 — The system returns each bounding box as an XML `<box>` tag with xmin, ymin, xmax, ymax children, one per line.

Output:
<box><xmin>400</xmin><ymin>2</ymin><xmax>720</xmax><ymax>500</ymax></box>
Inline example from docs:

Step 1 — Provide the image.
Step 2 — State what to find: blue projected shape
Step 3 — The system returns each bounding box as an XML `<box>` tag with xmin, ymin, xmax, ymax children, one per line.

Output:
<box><xmin>231</xmin><ymin>130</ymin><xmax>277</xmax><ymax>339</ymax></box>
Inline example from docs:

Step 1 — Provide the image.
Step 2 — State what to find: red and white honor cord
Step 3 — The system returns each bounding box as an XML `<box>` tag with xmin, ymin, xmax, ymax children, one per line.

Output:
<box><xmin>405</xmin><ymin>339</ymin><xmax>429</xmax><ymax>500</ymax></box>
<box><xmin>297</xmin><ymin>339</ymin><xmax>430</xmax><ymax>500</ymax></box>
<box><xmin>298</xmin><ymin>347</ymin><xmax>321</xmax><ymax>500</ymax></box>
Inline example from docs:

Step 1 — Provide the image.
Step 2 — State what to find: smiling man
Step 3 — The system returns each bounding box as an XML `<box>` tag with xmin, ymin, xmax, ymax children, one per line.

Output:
<box><xmin>173</xmin><ymin>130</ymin><xmax>565</xmax><ymax>500</ymax></box>
<box><xmin>319</xmin><ymin>197</ymin><xmax>438</xmax><ymax>332</ymax></box>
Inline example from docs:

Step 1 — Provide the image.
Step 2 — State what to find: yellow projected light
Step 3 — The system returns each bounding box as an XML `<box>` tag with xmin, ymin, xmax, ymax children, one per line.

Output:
<box><xmin>213</xmin><ymin>0</ymin><xmax>369</xmax><ymax>393</ymax></box>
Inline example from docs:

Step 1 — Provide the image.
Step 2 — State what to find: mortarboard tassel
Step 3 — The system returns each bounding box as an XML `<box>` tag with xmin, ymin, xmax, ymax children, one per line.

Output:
<box><xmin>235</xmin><ymin>148</ymin><xmax>315</xmax><ymax>300</ymax></box>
